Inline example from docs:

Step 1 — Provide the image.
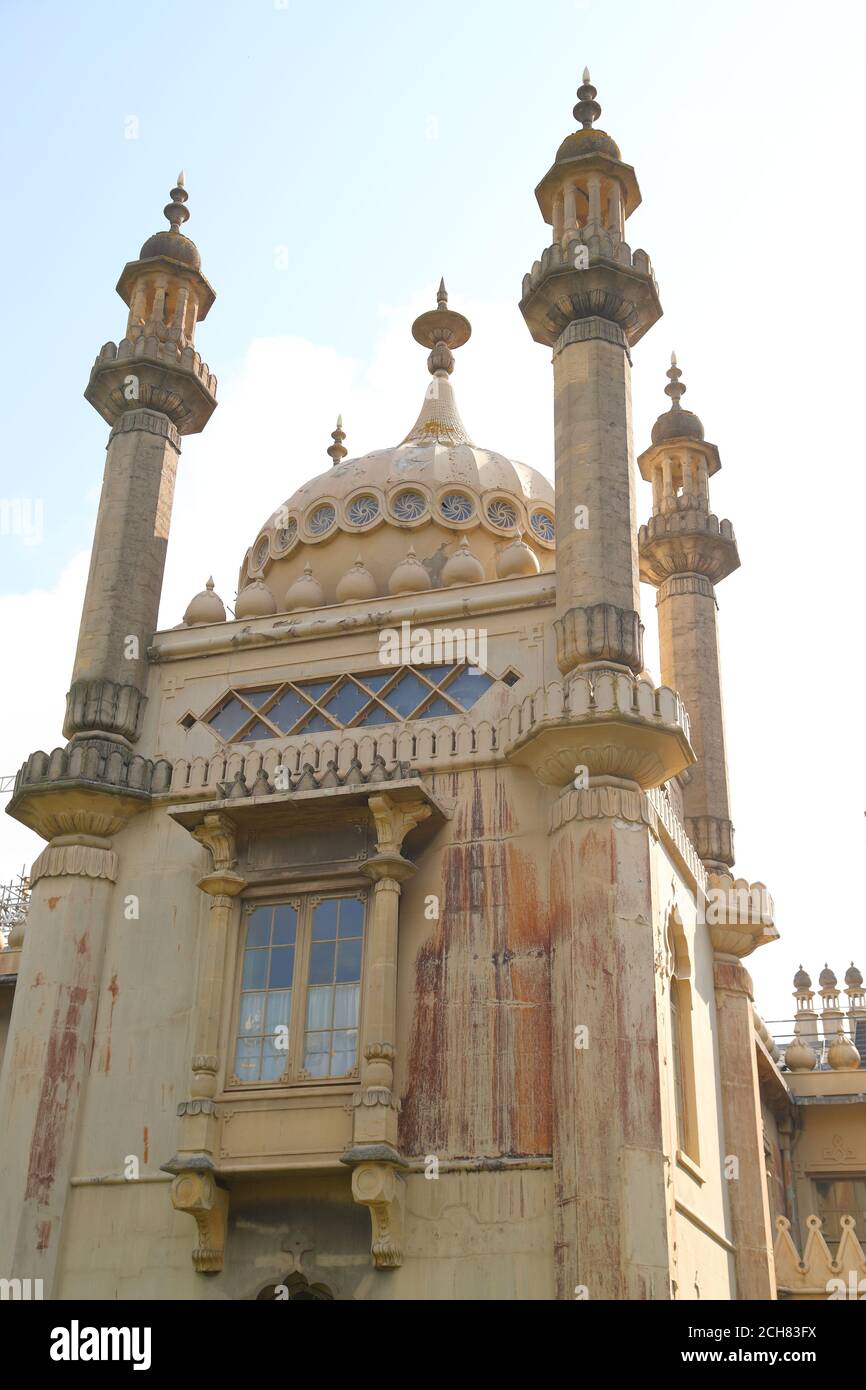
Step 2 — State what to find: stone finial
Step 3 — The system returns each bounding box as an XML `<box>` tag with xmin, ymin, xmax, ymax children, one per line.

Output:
<box><xmin>164</xmin><ymin>174</ymin><xmax>190</xmax><ymax>234</ymax></box>
<box><xmin>285</xmin><ymin>562</ymin><xmax>325</xmax><ymax>612</ymax></box>
<box><xmin>328</xmin><ymin>414</ymin><xmax>347</xmax><ymax>466</ymax></box>
<box><xmin>411</xmin><ymin>282</ymin><xmax>471</xmax><ymax>378</ymax></box>
<box><xmin>665</xmin><ymin>351</ymin><xmax>686</xmax><ymax>408</ymax></box>
<box><xmin>784</xmin><ymin>1026</ymin><xmax>818</xmax><ymax>1073</ymax></box>
<box><xmin>336</xmin><ymin>554</ymin><xmax>377</xmax><ymax>604</ymax></box>
<box><xmin>442</xmin><ymin>535</ymin><xmax>485</xmax><ymax>588</ymax></box>
<box><xmin>573</xmin><ymin>68</ymin><xmax>601</xmax><ymax>129</ymax></box>
<box><xmin>183</xmin><ymin>575</ymin><xmax>226</xmax><ymax>627</ymax></box>
<box><xmin>826</xmin><ymin>1028</ymin><xmax>861</xmax><ymax>1071</ymax></box>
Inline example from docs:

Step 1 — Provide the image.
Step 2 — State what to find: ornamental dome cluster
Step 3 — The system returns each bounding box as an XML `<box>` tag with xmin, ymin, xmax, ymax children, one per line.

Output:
<box><xmin>182</xmin><ymin>284</ymin><xmax>555</xmax><ymax>625</ymax></box>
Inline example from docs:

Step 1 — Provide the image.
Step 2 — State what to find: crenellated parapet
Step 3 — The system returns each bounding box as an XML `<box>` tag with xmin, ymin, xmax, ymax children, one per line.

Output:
<box><xmin>86</xmin><ymin>334</ymin><xmax>217</xmax><ymax>434</ymax></box>
<box><xmin>8</xmin><ymin>739</ymin><xmax>172</xmax><ymax>841</ymax></box>
<box><xmin>639</xmin><ymin>510</ymin><xmax>739</xmax><ymax>586</ymax></box>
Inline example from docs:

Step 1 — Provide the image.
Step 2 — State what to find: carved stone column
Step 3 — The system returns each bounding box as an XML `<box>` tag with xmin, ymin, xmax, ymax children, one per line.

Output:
<box><xmin>342</xmin><ymin>792</ymin><xmax>429</xmax><ymax>1269</ymax></box>
<box><xmin>163</xmin><ymin>811</ymin><xmax>245</xmax><ymax>1274</ymax></box>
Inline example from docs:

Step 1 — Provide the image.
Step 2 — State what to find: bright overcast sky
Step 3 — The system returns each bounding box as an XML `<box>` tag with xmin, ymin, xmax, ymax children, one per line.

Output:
<box><xmin>1</xmin><ymin>0</ymin><xmax>864</xmax><ymax>1026</ymax></box>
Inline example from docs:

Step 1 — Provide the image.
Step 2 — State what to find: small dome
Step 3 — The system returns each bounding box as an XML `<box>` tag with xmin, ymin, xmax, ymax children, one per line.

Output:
<box><xmin>235</xmin><ymin>578</ymin><xmax>277</xmax><ymax>618</ymax></box>
<box><xmin>819</xmin><ymin>964</ymin><xmax>837</xmax><ymax>988</ymax></box>
<box><xmin>793</xmin><ymin>965</ymin><xmax>812</xmax><ymax>990</ymax></box>
<box><xmin>442</xmin><ymin>537</ymin><xmax>485</xmax><ymax>587</ymax></box>
<box><xmin>555</xmin><ymin>127</ymin><xmax>622</xmax><ymax>164</ymax></box>
<box><xmin>845</xmin><ymin>961</ymin><xmax>863</xmax><ymax>987</ymax></box>
<box><xmin>183</xmin><ymin>576</ymin><xmax>226</xmax><ymax>626</ymax></box>
<box><xmin>389</xmin><ymin>546</ymin><xmax>432</xmax><ymax>596</ymax></box>
<box><xmin>496</xmin><ymin>533</ymin><xmax>541</xmax><ymax>579</ymax></box>
<box><xmin>138</xmin><ymin>229</ymin><xmax>201</xmax><ymax>271</ymax></box>
<box><xmin>336</xmin><ymin>556</ymin><xmax>378</xmax><ymax>604</ymax></box>
<box><xmin>651</xmin><ymin>404</ymin><xmax>705</xmax><ymax>446</ymax></box>
<box><xmin>285</xmin><ymin>563</ymin><xmax>325</xmax><ymax>611</ymax></box>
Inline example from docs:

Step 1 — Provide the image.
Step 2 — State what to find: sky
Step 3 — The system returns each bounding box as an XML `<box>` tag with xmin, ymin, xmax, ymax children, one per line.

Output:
<box><xmin>1</xmin><ymin>0</ymin><xmax>864</xmax><ymax>1029</ymax></box>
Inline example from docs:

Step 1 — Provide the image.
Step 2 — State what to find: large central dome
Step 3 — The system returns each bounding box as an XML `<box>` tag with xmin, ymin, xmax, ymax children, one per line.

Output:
<box><xmin>230</xmin><ymin>288</ymin><xmax>555</xmax><ymax>620</ymax></box>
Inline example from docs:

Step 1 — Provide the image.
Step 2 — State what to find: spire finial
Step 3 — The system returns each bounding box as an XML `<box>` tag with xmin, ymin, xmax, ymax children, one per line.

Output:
<box><xmin>411</xmin><ymin>281</ymin><xmax>472</xmax><ymax>378</ymax></box>
<box><xmin>664</xmin><ymin>352</ymin><xmax>685</xmax><ymax>409</ymax></box>
<box><xmin>327</xmin><ymin>414</ymin><xmax>347</xmax><ymax>465</ymax></box>
<box><xmin>574</xmin><ymin>68</ymin><xmax>601</xmax><ymax>129</ymax></box>
<box><xmin>164</xmin><ymin>175</ymin><xmax>190</xmax><ymax>234</ymax></box>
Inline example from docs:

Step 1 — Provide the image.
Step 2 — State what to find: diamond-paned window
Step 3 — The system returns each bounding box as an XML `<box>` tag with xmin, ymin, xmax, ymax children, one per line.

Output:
<box><xmin>199</xmin><ymin>661</ymin><xmax>511</xmax><ymax>742</ymax></box>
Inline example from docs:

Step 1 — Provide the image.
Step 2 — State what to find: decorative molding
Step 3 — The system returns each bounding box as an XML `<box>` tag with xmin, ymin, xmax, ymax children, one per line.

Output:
<box><xmin>63</xmin><ymin>679</ymin><xmax>147</xmax><ymax>743</ymax></box>
<box><xmin>553</xmin><ymin>315</ymin><xmax>629</xmax><ymax>357</ymax></box>
<box><xmin>176</xmin><ymin>1099</ymin><xmax>215</xmax><ymax>1117</ymax></box>
<box><xmin>656</xmin><ymin>572</ymin><xmax>717</xmax><ymax>603</ymax></box>
<box><xmin>686</xmin><ymin>815</ymin><xmax>735</xmax><ymax>868</ymax></box>
<box><xmin>191</xmin><ymin>812</ymin><xmax>238</xmax><ymax>874</ymax></box>
<box><xmin>773</xmin><ymin>1214</ymin><xmax>866</xmax><ymax>1298</ymax></box>
<box><xmin>108</xmin><ymin>408</ymin><xmax>181</xmax><ymax>452</ymax></box>
<box><xmin>555</xmin><ymin>603</ymin><xmax>644</xmax><ymax>675</ymax></box>
<box><xmin>31</xmin><ymin>840</ymin><xmax>118</xmax><ymax>885</ymax></box>
<box><xmin>367</xmin><ymin>793</ymin><xmax>431</xmax><ymax>858</ymax></box>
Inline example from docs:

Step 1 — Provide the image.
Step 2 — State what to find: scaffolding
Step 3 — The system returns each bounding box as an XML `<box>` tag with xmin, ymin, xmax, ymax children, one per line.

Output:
<box><xmin>0</xmin><ymin>866</ymin><xmax>30</xmax><ymax>948</ymax></box>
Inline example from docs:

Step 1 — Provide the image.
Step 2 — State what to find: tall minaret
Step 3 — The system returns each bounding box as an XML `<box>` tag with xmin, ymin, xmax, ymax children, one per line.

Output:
<box><xmin>520</xmin><ymin>70</ymin><xmax>661</xmax><ymax>675</ymax></box>
<box><xmin>66</xmin><ymin>174</ymin><xmax>217</xmax><ymax>746</ymax></box>
<box><xmin>637</xmin><ymin>356</ymin><xmax>739</xmax><ymax>871</ymax></box>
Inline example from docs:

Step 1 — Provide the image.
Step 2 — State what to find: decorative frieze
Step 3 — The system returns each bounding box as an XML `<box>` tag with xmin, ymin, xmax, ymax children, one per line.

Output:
<box><xmin>108</xmin><ymin>408</ymin><xmax>181</xmax><ymax>452</ymax></box>
<box><xmin>30</xmin><ymin>837</ymin><xmax>118</xmax><ymax>885</ymax></box>
<box><xmin>63</xmin><ymin>679</ymin><xmax>147</xmax><ymax>743</ymax></box>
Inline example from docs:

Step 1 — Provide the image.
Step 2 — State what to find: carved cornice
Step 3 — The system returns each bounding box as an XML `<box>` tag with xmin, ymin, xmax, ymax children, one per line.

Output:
<box><xmin>349</xmin><ymin>1162</ymin><xmax>405</xmax><ymax>1270</ymax></box>
<box><xmin>9</xmin><ymin>738</ymin><xmax>171</xmax><ymax>841</ymax></box>
<box><xmin>639</xmin><ymin>513</ymin><xmax>739</xmax><ymax>587</ymax></box>
<box><xmin>657</xmin><ymin>573</ymin><xmax>716</xmax><ymax>602</ymax></box>
<box><xmin>686</xmin><ymin>815</ymin><xmax>735</xmax><ymax>868</ymax></box>
<box><xmin>63</xmin><ymin>679</ymin><xmax>147</xmax><ymax>743</ymax></box>
<box><xmin>555</xmin><ymin>603</ymin><xmax>644</xmax><ymax>676</ymax></box>
<box><xmin>520</xmin><ymin>240</ymin><xmax>661</xmax><ymax>348</ymax></box>
<box><xmin>553</xmin><ymin>314</ymin><xmax>630</xmax><ymax>360</ymax></box>
<box><xmin>86</xmin><ymin>335</ymin><xmax>217</xmax><ymax>435</ymax></box>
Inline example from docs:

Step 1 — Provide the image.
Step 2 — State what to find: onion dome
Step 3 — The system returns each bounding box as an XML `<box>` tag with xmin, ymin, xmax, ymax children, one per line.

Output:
<box><xmin>827</xmin><ymin>1030</ymin><xmax>861</xmax><ymax>1072</ymax></box>
<box><xmin>793</xmin><ymin>965</ymin><xmax>812</xmax><ymax>991</ymax></box>
<box><xmin>651</xmin><ymin>353</ymin><xmax>705</xmax><ymax>446</ymax></box>
<box><xmin>235</xmin><ymin>578</ymin><xmax>277</xmax><ymax>618</ymax></box>
<box><xmin>496</xmin><ymin>532</ymin><xmax>541</xmax><ymax>578</ymax></box>
<box><xmin>818</xmin><ymin>964</ymin><xmax>838</xmax><ymax>988</ymax></box>
<box><xmin>336</xmin><ymin>555</ymin><xmax>378</xmax><ymax>603</ymax></box>
<box><xmin>845</xmin><ymin>961</ymin><xmax>864</xmax><ymax>987</ymax></box>
<box><xmin>238</xmin><ymin>284</ymin><xmax>554</xmax><ymax>602</ymax></box>
<box><xmin>442</xmin><ymin>536</ymin><xmax>485</xmax><ymax>587</ymax></box>
<box><xmin>388</xmin><ymin>545</ymin><xmax>432</xmax><ymax>595</ymax></box>
<box><xmin>138</xmin><ymin>172</ymin><xmax>202</xmax><ymax>270</ymax></box>
<box><xmin>285</xmin><ymin>563</ymin><xmax>325</xmax><ymax>612</ymax></box>
<box><xmin>183</xmin><ymin>576</ymin><xmax>226</xmax><ymax>626</ymax></box>
<box><xmin>784</xmin><ymin>1030</ymin><xmax>817</xmax><ymax>1073</ymax></box>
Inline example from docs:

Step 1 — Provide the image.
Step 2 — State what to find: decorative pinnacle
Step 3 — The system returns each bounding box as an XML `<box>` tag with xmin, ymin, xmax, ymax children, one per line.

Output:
<box><xmin>164</xmin><ymin>174</ymin><xmax>190</xmax><ymax>233</ymax></box>
<box><xmin>574</xmin><ymin>68</ymin><xmax>601</xmax><ymax>129</ymax></box>
<box><xmin>664</xmin><ymin>351</ymin><xmax>685</xmax><ymax>408</ymax></box>
<box><xmin>327</xmin><ymin>413</ymin><xmax>347</xmax><ymax>465</ymax></box>
<box><xmin>411</xmin><ymin>281</ymin><xmax>471</xmax><ymax>377</ymax></box>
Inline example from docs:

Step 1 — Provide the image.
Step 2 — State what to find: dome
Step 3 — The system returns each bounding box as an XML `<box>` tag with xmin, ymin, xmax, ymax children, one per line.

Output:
<box><xmin>819</xmin><ymin>964</ymin><xmax>837</xmax><ymax>988</ymax></box>
<box><xmin>138</xmin><ymin>229</ymin><xmax>201</xmax><ymax>271</ymax></box>
<box><xmin>793</xmin><ymin>966</ymin><xmax>812</xmax><ymax>991</ymax></box>
<box><xmin>555</xmin><ymin>128</ymin><xmax>621</xmax><ymax>164</ymax></box>
<box><xmin>183</xmin><ymin>576</ymin><xmax>225</xmax><ymax>626</ymax></box>
<box><xmin>235</xmin><ymin>578</ymin><xmax>277</xmax><ymax>618</ymax></box>
<box><xmin>651</xmin><ymin>404</ymin><xmax>705</xmax><ymax>446</ymax></box>
<box><xmin>845</xmin><ymin>961</ymin><xmax>863</xmax><ymax>987</ymax></box>
<box><xmin>239</xmin><ymin>291</ymin><xmax>555</xmax><ymax>612</ymax></box>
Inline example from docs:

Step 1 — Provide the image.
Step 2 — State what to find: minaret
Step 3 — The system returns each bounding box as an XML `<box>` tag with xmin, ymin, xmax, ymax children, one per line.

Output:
<box><xmin>0</xmin><ymin>177</ymin><xmax>217</xmax><ymax>1297</ymax></box>
<box><xmin>520</xmin><ymin>69</ymin><xmax>661</xmax><ymax>674</ymax></box>
<box><xmin>637</xmin><ymin>356</ymin><xmax>739</xmax><ymax>870</ymax></box>
<box><xmin>67</xmin><ymin>173</ymin><xmax>217</xmax><ymax>746</ymax></box>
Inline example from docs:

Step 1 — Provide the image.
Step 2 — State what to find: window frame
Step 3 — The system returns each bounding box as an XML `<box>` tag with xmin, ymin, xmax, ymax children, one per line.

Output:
<box><xmin>224</xmin><ymin>884</ymin><xmax>370</xmax><ymax>1092</ymax></box>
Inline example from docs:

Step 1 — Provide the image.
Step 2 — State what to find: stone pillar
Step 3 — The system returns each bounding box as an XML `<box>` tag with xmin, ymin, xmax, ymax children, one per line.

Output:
<box><xmin>0</xmin><ymin>809</ymin><xmax>138</xmax><ymax>1297</ymax></box>
<box><xmin>712</xmin><ymin>957</ymin><xmax>777</xmax><ymax>1299</ymax></box>
<box><xmin>165</xmin><ymin>812</ymin><xmax>245</xmax><ymax>1274</ymax></box>
<box><xmin>65</xmin><ymin>411</ymin><xmax>181</xmax><ymax>744</ymax></box>
<box><xmin>549</xmin><ymin>789</ymin><xmax>672</xmax><ymax>1300</ymax></box>
<box><xmin>657</xmin><ymin>573</ymin><xmax>734</xmax><ymax>868</ymax></box>
<box><xmin>343</xmin><ymin>792</ymin><xmax>429</xmax><ymax>1270</ymax></box>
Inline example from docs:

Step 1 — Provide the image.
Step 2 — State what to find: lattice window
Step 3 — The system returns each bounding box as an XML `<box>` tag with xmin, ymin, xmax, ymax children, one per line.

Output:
<box><xmin>197</xmin><ymin>662</ymin><xmax>507</xmax><ymax>743</ymax></box>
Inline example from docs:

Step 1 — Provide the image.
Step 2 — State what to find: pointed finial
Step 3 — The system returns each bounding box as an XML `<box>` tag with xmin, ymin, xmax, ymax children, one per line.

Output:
<box><xmin>437</xmin><ymin>277</ymin><xmax>448</xmax><ymax>309</ymax></box>
<box><xmin>164</xmin><ymin>175</ymin><xmax>190</xmax><ymax>233</ymax></box>
<box><xmin>177</xmin><ymin>170</ymin><xmax>186</xmax><ymax>188</ymax></box>
<box><xmin>411</xmin><ymin>281</ymin><xmax>471</xmax><ymax>377</ymax></box>
<box><xmin>574</xmin><ymin>68</ymin><xmax>601</xmax><ymax>128</ymax></box>
<box><xmin>664</xmin><ymin>352</ymin><xmax>685</xmax><ymax>408</ymax></box>
<box><xmin>327</xmin><ymin>413</ymin><xmax>347</xmax><ymax>465</ymax></box>
<box><xmin>206</xmin><ymin>576</ymin><xmax>214</xmax><ymax>590</ymax></box>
